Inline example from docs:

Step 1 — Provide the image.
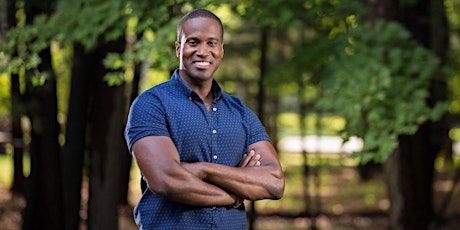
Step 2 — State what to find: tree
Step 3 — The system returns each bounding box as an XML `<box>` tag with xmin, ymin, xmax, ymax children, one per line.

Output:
<box><xmin>61</xmin><ymin>43</ymin><xmax>92</xmax><ymax>230</ymax></box>
<box><xmin>21</xmin><ymin>0</ymin><xmax>64</xmax><ymax>229</ymax></box>
<box><xmin>315</xmin><ymin>0</ymin><xmax>449</xmax><ymax>229</ymax></box>
<box><xmin>86</xmin><ymin>39</ymin><xmax>126</xmax><ymax>230</ymax></box>
<box><xmin>2</xmin><ymin>0</ymin><xmax>454</xmax><ymax>229</ymax></box>
<box><xmin>370</xmin><ymin>0</ymin><xmax>450</xmax><ymax>229</ymax></box>
<box><xmin>4</xmin><ymin>0</ymin><xmax>26</xmax><ymax>196</ymax></box>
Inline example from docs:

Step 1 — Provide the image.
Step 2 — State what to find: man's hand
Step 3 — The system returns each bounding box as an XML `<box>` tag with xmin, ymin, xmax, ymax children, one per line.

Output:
<box><xmin>180</xmin><ymin>149</ymin><xmax>264</xmax><ymax>208</ymax></box>
<box><xmin>238</xmin><ymin>149</ymin><xmax>261</xmax><ymax>167</ymax></box>
<box><xmin>181</xmin><ymin>149</ymin><xmax>261</xmax><ymax>179</ymax></box>
<box><xmin>231</xmin><ymin>149</ymin><xmax>262</xmax><ymax>208</ymax></box>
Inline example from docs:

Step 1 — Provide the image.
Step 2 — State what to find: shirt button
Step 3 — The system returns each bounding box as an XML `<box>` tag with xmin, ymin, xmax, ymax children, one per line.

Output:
<box><xmin>213</xmin><ymin>155</ymin><xmax>218</xmax><ymax>160</ymax></box>
<box><xmin>212</xmin><ymin>129</ymin><xmax>217</xmax><ymax>134</ymax></box>
<box><xmin>212</xmin><ymin>107</ymin><xmax>217</xmax><ymax>111</ymax></box>
<box><xmin>188</xmin><ymin>97</ymin><xmax>192</xmax><ymax>101</ymax></box>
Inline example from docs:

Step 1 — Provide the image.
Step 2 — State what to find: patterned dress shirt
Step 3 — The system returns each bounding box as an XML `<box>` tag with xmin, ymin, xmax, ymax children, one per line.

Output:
<box><xmin>124</xmin><ymin>69</ymin><xmax>270</xmax><ymax>229</ymax></box>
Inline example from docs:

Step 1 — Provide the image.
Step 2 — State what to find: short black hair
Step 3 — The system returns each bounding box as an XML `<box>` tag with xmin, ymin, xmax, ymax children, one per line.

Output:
<box><xmin>176</xmin><ymin>9</ymin><xmax>224</xmax><ymax>41</ymax></box>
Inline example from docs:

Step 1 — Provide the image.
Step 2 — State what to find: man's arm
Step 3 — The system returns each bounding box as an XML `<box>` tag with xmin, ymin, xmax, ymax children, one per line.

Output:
<box><xmin>183</xmin><ymin>140</ymin><xmax>285</xmax><ymax>201</ymax></box>
<box><xmin>132</xmin><ymin>135</ymin><xmax>239</xmax><ymax>207</ymax></box>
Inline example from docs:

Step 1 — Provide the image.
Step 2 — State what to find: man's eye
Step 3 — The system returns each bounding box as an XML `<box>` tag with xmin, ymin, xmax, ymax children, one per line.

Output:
<box><xmin>188</xmin><ymin>40</ymin><xmax>198</xmax><ymax>45</ymax></box>
<box><xmin>208</xmin><ymin>41</ymin><xmax>216</xmax><ymax>46</ymax></box>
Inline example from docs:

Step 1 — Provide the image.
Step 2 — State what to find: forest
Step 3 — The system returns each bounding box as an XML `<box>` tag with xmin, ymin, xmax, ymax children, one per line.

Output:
<box><xmin>0</xmin><ymin>0</ymin><xmax>460</xmax><ymax>229</ymax></box>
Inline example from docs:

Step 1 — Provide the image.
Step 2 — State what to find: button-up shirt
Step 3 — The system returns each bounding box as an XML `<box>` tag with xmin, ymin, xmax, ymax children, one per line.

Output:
<box><xmin>125</xmin><ymin>69</ymin><xmax>270</xmax><ymax>229</ymax></box>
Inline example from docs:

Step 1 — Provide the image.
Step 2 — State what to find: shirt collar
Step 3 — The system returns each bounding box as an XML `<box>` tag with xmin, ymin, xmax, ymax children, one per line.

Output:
<box><xmin>172</xmin><ymin>69</ymin><xmax>223</xmax><ymax>102</ymax></box>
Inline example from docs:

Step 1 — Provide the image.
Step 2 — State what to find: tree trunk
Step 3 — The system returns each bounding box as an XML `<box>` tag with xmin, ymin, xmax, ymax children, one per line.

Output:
<box><xmin>367</xmin><ymin>0</ymin><xmax>449</xmax><ymax>229</ymax></box>
<box><xmin>61</xmin><ymin>43</ymin><xmax>92</xmax><ymax>230</ymax></box>
<box><xmin>22</xmin><ymin>47</ymin><xmax>63</xmax><ymax>230</ymax></box>
<box><xmin>22</xmin><ymin>0</ymin><xmax>63</xmax><ymax>229</ymax></box>
<box><xmin>385</xmin><ymin>131</ymin><xmax>436</xmax><ymax>230</ymax></box>
<box><xmin>87</xmin><ymin>82</ymin><xmax>125</xmax><ymax>230</ymax></box>
<box><xmin>87</xmin><ymin>40</ymin><xmax>126</xmax><ymax>230</ymax></box>
<box><xmin>118</xmin><ymin>62</ymin><xmax>142</xmax><ymax>205</ymax></box>
<box><xmin>0</xmin><ymin>0</ymin><xmax>6</xmax><ymax>38</ymax></box>
<box><xmin>6</xmin><ymin>0</ymin><xmax>25</xmax><ymax>195</ymax></box>
<box><xmin>248</xmin><ymin>26</ymin><xmax>269</xmax><ymax>230</ymax></box>
<box><xmin>10</xmin><ymin>72</ymin><xmax>25</xmax><ymax>195</ymax></box>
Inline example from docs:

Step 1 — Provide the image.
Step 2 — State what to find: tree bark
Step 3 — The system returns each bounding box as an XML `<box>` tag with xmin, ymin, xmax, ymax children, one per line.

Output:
<box><xmin>87</xmin><ymin>40</ymin><xmax>126</xmax><ymax>230</ymax></box>
<box><xmin>118</xmin><ymin>35</ymin><xmax>142</xmax><ymax>206</ymax></box>
<box><xmin>87</xmin><ymin>82</ymin><xmax>125</xmax><ymax>230</ymax></box>
<box><xmin>0</xmin><ymin>0</ymin><xmax>6</xmax><ymax>39</ymax></box>
<box><xmin>10</xmin><ymin>72</ymin><xmax>25</xmax><ymax>195</ymax></box>
<box><xmin>247</xmin><ymin>26</ymin><xmax>269</xmax><ymax>230</ymax></box>
<box><xmin>22</xmin><ymin>47</ymin><xmax>63</xmax><ymax>230</ymax></box>
<box><xmin>22</xmin><ymin>0</ymin><xmax>63</xmax><ymax>229</ymax></box>
<box><xmin>6</xmin><ymin>0</ymin><xmax>25</xmax><ymax>195</ymax></box>
<box><xmin>385</xmin><ymin>131</ymin><xmax>436</xmax><ymax>230</ymax></box>
<box><xmin>61</xmin><ymin>43</ymin><xmax>92</xmax><ymax>230</ymax></box>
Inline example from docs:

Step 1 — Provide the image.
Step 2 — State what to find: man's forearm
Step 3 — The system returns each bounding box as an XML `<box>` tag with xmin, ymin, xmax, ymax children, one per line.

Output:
<box><xmin>145</xmin><ymin>167</ymin><xmax>240</xmax><ymax>207</ymax></box>
<box><xmin>181</xmin><ymin>149</ymin><xmax>283</xmax><ymax>200</ymax></box>
<box><xmin>201</xmin><ymin>162</ymin><xmax>284</xmax><ymax>200</ymax></box>
<box><xmin>199</xmin><ymin>142</ymin><xmax>284</xmax><ymax>200</ymax></box>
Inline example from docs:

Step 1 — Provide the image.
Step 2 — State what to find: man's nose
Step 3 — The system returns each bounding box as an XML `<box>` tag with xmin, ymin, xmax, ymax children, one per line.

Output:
<box><xmin>196</xmin><ymin>43</ymin><xmax>209</xmax><ymax>56</ymax></box>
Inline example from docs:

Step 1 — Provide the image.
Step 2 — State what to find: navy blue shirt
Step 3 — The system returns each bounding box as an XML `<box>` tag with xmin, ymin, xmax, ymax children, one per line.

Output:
<box><xmin>124</xmin><ymin>69</ymin><xmax>270</xmax><ymax>229</ymax></box>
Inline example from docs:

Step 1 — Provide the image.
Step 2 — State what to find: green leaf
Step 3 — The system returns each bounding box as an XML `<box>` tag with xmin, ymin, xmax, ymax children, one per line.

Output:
<box><xmin>104</xmin><ymin>72</ymin><xmax>125</xmax><ymax>86</ymax></box>
<box><xmin>31</xmin><ymin>71</ymin><xmax>50</xmax><ymax>86</ymax></box>
<box><xmin>315</xmin><ymin>19</ymin><xmax>445</xmax><ymax>162</ymax></box>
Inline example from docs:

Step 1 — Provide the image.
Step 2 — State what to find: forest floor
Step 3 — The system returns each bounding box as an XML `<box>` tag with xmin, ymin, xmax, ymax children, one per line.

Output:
<box><xmin>1</xmin><ymin>157</ymin><xmax>460</xmax><ymax>230</ymax></box>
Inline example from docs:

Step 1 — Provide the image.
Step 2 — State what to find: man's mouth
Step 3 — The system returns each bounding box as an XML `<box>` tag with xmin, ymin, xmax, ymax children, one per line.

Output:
<box><xmin>194</xmin><ymin>61</ymin><xmax>211</xmax><ymax>68</ymax></box>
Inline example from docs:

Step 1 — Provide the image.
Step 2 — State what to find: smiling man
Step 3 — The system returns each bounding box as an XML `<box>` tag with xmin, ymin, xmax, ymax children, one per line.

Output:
<box><xmin>124</xmin><ymin>9</ymin><xmax>284</xmax><ymax>230</ymax></box>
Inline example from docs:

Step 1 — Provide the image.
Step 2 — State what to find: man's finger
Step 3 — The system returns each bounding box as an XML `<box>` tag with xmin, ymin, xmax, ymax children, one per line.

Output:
<box><xmin>239</xmin><ymin>150</ymin><xmax>255</xmax><ymax>167</ymax></box>
<box><xmin>247</xmin><ymin>154</ymin><xmax>261</xmax><ymax>167</ymax></box>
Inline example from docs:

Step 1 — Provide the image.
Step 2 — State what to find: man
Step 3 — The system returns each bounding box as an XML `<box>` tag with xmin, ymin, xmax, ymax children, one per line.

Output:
<box><xmin>124</xmin><ymin>8</ymin><xmax>284</xmax><ymax>229</ymax></box>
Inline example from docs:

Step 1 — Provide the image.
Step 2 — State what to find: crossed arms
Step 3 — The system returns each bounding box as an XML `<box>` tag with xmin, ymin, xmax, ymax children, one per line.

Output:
<box><xmin>131</xmin><ymin>135</ymin><xmax>285</xmax><ymax>207</ymax></box>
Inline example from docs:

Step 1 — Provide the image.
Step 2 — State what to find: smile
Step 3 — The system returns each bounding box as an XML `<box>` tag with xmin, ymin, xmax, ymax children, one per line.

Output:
<box><xmin>194</xmin><ymin>61</ymin><xmax>211</xmax><ymax>68</ymax></box>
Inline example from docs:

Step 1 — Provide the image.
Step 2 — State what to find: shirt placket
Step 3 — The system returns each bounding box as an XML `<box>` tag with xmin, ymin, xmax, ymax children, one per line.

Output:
<box><xmin>210</xmin><ymin>103</ymin><xmax>219</xmax><ymax>163</ymax></box>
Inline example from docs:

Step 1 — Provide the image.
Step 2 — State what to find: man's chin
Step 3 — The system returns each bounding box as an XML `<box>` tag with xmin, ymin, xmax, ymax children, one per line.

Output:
<box><xmin>190</xmin><ymin>68</ymin><xmax>215</xmax><ymax>78</ymax></box>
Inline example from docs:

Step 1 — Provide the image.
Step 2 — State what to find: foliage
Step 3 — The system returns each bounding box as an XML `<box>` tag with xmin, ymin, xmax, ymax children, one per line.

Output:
<box><xmin>0</xmin><ymin>0</ymin><xmax>217</xmax><ymax>85</ymax></box>
<box><xmin>0</xmin><ymin>0</ymin><xmax>128</xmax><ymax>83</ymax></box>
<box><xmin>0</xmin><ymin>74</ymin><xmax>11</xmax><ymax>120</ymax></box>
<box><xmin>100</xmin><ymin>0</ymin><xmax>232</xmax><ymax>85</ymax></box>
<box><xmin>316</xmin><ymin>20</ymin><xmax>448</xmax><ymax>163</ymax></box>
<box><xmin>446</xmin><ymin>0</ymin><xmax>460</xmax><ymax>113</ymax></box>
<box><xmin>0</xmin><ymin>0</ymin><xmax>454</xmax><ymax>165</ymax></box>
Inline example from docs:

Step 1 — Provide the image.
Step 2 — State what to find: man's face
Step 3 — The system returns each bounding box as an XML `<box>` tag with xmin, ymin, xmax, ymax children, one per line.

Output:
<box><xmin>176</xmin><ymin>17</ymin><xmax>224</xmax><ymax>83</ymax></box>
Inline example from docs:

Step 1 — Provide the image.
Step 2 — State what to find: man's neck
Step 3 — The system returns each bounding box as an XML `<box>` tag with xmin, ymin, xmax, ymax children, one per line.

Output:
<box><xmin>178</xmin><ymin>70</ymin><xmax>214</xmax><ymax>103</ymax></box>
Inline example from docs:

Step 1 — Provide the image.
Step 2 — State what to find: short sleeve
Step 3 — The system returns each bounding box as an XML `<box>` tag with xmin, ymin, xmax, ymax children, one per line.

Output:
<box><xmin>238</xmin><ymin>99</ymin><xmax>270</xmax><ymax>146</ymax></box>
<box><xmin>124</xmin><ymin>90</ymin><xmax>170</xmax><ymax>152</ymax></box>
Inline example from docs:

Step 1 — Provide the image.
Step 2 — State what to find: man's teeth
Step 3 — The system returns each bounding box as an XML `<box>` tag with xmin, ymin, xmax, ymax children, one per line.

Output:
<box><xmin>195</xmin><ymin>62</ymin><xmax>210</xmax><ymax>65</ymax></box>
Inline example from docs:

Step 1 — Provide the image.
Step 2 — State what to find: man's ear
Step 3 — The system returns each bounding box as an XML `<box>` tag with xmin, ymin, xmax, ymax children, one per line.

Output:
<box><xmin>175</xmin><ymin>41</ymin><xmax>181</xmax><ymax>58</ymax></box>
<box><xmin>221</xmin><ymin>43</ymin><xmax>224</xmax><ymax>58</ymax></box>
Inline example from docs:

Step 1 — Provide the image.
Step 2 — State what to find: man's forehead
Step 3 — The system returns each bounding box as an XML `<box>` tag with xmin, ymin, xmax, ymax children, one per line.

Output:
<box><xmin>181</xmin><ymin>17</ymin><xmax>223</xmax><ymax>39</ymax></box>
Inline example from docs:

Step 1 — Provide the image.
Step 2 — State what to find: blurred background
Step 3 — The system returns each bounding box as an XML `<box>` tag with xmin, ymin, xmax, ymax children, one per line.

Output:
<box><xmin>1</xmin><ymin>0</ymin><xmax>460</xmax><ymax>229</ymax></box>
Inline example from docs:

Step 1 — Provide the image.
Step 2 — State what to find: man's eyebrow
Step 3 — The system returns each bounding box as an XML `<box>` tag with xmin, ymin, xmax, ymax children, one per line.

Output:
<box><xmin>185</xmin><ymin>36</ymin><xmax>200</xmax><ymax>41</ymax></box>
<box><xmin>185</xmin><ymin>37</ymin><xmax>221</xmax><ymax>42</ymax></box>
<box><xmin>207</xmin><ymin>38</ymin><xmax>222</xmax><ymax>43</ymax></box>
